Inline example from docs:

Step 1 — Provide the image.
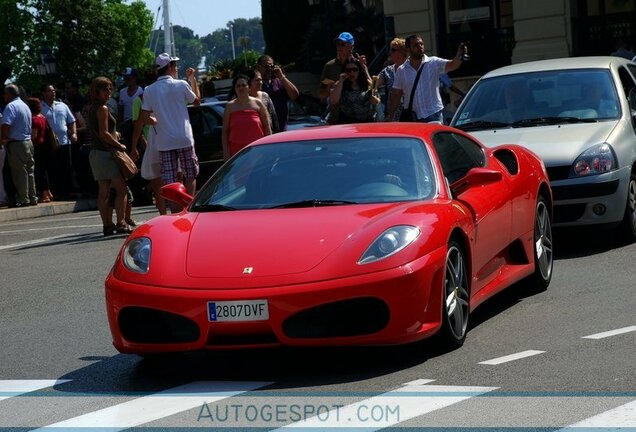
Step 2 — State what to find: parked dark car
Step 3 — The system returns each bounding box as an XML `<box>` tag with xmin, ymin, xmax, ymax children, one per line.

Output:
<box><xmin>188</xmin><ymin>101</ymin><xmax>226</xmax><ymax>184</ymax></box>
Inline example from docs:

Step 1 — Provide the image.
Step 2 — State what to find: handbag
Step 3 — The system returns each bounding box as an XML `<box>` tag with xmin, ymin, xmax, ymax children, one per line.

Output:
<box><xmin>44</xmin><ymin>122</ymin><xmax>60</xmax><ymax>151</ymax></box>
<box><xmin>110</xmin><ymin>148</ymin><xmax>138</xmax><ymax>180</ymax></box>
<box><xmin>399</xmin><ymin>62</ymin><xmax>425</xmax><ymax>122</ymax></box>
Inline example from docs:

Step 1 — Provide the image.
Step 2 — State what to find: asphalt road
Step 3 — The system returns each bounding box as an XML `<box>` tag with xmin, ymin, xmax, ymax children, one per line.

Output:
<box><xmin>0</xmin><ymin>208</ymin><xmax>634</xmax><ymax>430</ymax></box>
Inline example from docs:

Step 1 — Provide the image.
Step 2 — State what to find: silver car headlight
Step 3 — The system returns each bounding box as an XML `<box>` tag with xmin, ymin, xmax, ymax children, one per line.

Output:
<box><xmin>358</xmin><ymin>226</ymin><xmax>420</xmax><ymax>265</ymax></box>
<box><xmin>123</xmin><ymin>237</ymin><xmax>151</xmax><ymax>273</ymax></box>
<box><xmin>571</xmin><ymin>143</ymin><xmax>617</xmax><ymax>177</ymax></box>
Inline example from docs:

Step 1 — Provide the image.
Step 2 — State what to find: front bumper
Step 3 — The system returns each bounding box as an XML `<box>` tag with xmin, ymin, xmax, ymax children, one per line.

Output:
<box><xmin>549</xmin><ymin>167</ymin><xmax>629</xmax><ymax>226</ymax></box>
<box><xmin>105</xmin><ymin>248</ymin><xmax>446</xmax><ymax>353</ymax></box>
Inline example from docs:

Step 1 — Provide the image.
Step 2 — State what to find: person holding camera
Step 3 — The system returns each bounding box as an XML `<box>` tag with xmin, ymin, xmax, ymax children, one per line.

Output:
<box><xmin>329</xmin><ymin>58</ymin><xmax>380</xmax><ymax>124</ymax></box>
<box><xmin>255</xmin><ymin>55</ymin><xmax>299</xmax><ymax>132</ymax></box>
<box><xmin>387</xmin><ymin>34</ymin><xmax>467</xmax><ymax>124</ymax></box>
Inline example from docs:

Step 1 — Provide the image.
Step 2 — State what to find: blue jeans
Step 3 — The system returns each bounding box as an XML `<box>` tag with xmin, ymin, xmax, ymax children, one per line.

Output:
<box><xmin>417</xmin><ymin>110</ymin><xmax>443</xmax><ymax>124</ymax></box>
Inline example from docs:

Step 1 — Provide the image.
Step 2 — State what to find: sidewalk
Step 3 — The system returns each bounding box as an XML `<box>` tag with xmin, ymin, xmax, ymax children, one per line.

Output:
<box><xmin>0</xmin><ymin>198</ymin><xmax>97</xmax><ymax>223</ymax></box>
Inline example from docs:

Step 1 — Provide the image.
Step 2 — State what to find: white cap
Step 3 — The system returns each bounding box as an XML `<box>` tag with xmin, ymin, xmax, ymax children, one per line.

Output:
<box><xmin>155</xmin><ymin>53</ymin><xmax>180</xmax><ymax>70</ymax></box>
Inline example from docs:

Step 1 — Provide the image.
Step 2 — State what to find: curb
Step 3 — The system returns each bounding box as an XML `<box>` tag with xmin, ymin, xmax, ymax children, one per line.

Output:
<box><xmin>0</xmin><ymin>199</ymin><xmax>98</xmax><ymax>223</ymax></box>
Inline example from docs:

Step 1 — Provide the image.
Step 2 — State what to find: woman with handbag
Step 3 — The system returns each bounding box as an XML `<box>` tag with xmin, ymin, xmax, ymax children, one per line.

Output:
<box><xmin>87</xmin><ymin>77</ymin><xmax>133</xmax><ymax>236</ymax></box>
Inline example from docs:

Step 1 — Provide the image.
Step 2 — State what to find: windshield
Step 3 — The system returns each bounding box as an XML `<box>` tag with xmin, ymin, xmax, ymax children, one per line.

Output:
<box><xmin>191</xmin><ymin>138</ymin><xmax>437</xmax><ymax>211</ymax></box>
<box><xmin>453</xmin><ymin>68</ymin><xmax>620</xmax><ymax>131</ymax></box>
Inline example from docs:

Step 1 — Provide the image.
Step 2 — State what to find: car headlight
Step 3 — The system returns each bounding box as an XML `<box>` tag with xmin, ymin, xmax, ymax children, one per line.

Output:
<box><xmin>571</xmin><ymin>143</ymin><xmax>617</xmax><ymax>177</ymax></box>
<box><xmin>358</xmin><ymin>226</ymin><xmax>420</xmax><ymax>265</ymax></box>
<box><xmin>123</xmin><ymin>237</ymin><xmax>151</xmax><ymax>273</ymax></box>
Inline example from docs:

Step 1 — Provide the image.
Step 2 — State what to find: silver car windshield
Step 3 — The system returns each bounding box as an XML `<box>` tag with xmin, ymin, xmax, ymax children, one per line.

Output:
<box><xmin>454</xmin><ymin>69</ymin><xmax>620</xmax><ymax>131</ymax></box>
<box><xmin>191</xmin><ymin>137</ymin><xmax>437</xmax><ymax>211</ymax></box>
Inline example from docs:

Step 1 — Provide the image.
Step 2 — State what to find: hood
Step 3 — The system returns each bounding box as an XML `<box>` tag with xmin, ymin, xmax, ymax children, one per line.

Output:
<box><xmin>470</xmin><ymin>121</ymin><xmax>617</xmax><ymax>166</ymax></box>
<box><xmin>185</xmin><ymin>204</ymin><xmax>404</xmax><ymax>278</ymax></box>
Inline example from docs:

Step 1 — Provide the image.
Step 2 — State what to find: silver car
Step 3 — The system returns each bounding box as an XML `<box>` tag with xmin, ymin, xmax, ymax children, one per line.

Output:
<box><xmin>451</xmin><ymin>56</ymin><xmax>636</xmax><ymax>241</ymax></box>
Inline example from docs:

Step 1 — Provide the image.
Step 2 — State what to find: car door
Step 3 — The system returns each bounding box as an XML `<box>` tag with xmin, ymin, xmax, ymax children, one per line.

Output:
<box><xmin>432</xmin><ymin>132</ymin><xmax>512</xmax><ymax>293</ymax></box>
<box><xmin>189</xmin><ymin>104</ymin><xmax>225</xmax><ymax>183</ymax></box>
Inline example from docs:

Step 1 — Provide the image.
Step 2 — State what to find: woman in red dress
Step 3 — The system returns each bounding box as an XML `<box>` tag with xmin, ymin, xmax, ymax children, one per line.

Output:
<box><xmin>222</xmin><ymin>74</ymin><xmax>271</xmax><ymax>159</ymax></box>
<box><xmin>26</xmin><ymin>97</ymin><xmax>54</xmax><ymax>203</ymax></box>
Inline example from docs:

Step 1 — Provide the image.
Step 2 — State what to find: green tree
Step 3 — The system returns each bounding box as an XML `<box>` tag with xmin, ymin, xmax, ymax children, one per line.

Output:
<box><xmin>0</xmin><ymin>0</ymin><xmax>35</xmax><ymax>85</ymax></box>
<box><xmin>200</xmin><ymin>17</ymin><xmax>264</xmax><ymax>71</ymax></box>
<box><xmin>11</xmin><ymin>0</ymin><xmax>153</xmax><ymax>87</ymax></box>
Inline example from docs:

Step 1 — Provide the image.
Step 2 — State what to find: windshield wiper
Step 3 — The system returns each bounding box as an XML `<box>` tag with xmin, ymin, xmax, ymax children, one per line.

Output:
<box><xmin>511</xmin><ymin>116</ymin><xmax>598</xmax><ymax>126</ymax></box>
<box><xmin>455</xmin><ymin>120</ymin><xmax>511</xmax><ymax>131</ymax></box>
<box><xmin>270</xmin><ymin>199</ymin><xmax>358</xmax><ymax>209</ymax></box>
<box><xmin>191</xmin><ymin>203</ymin><xmax>237</xmax><ymax>212</ymax></box>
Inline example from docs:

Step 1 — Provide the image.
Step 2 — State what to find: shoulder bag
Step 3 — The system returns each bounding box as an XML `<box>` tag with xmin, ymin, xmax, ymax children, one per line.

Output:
<box><xmin>110</xmin><ymin>147</ymin><xmax>138</xmax><ymax>180</ymax></box>
<box><xmin>399</xmin><ymin>63</ymin><xmax>425</xmax><ymax>122</ymax></box>
<box><xmin>44</xmin><ymin>121</ymin><xmax>60</xmax><ymax>151</ymax></box>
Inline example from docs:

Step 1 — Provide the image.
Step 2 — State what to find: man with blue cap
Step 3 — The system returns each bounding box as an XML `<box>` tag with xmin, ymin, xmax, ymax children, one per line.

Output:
<box><xmin>318</xmin><ymin>32</ymin><xmax>371</xmax><ymax>121</ymax></box>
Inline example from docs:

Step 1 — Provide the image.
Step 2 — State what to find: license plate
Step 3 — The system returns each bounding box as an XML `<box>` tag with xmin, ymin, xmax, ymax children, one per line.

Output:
<box><xmin>207</xmin><ymin>300</ymin><xmax>269</xmax><ymax>322</ymax></box>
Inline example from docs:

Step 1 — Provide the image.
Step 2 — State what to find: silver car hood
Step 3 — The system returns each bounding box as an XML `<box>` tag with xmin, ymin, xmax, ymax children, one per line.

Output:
<box><xmin>470</xmin><ymin>121</ymin><xmax>618</xmax><ymax>166</ymax></box>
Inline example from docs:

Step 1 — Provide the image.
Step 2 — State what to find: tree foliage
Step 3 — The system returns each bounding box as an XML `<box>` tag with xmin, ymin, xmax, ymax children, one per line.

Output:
<box><xmin>0</xmin><ymin>0</ymin><xmax>35</xmax><ymax>85</ymax></box>
<box><xmin>200</xmin><ymin>17</ymin><xmax>264</xmax><ymax>71</ymax></box>
<box><xmin>3</xmin><ymin>0</ymin><xmax>153</xmax><ymax>88</ymax></box>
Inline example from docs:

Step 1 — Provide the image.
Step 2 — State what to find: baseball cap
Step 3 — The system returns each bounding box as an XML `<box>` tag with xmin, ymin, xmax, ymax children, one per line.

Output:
<box><xmin>334</xmin><ymin>32</ymin><xmax>354</xmax><ymax>45</ymax></box>
<box><xmin>121</xmin><ymin>67</ymin><xmax>137</xmax><ymax>77</ymax></box>
<box><xmin>155</xmin><ymin>53</ymin><xmax>180</xmax><ymax>70</ymax></box>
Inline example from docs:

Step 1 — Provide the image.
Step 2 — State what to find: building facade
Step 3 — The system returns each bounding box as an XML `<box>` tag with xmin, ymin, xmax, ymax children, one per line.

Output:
<box><xmin>383</xmin><ymin>0</ymin><xmax>636</xmax><ymax>78</ymax></box>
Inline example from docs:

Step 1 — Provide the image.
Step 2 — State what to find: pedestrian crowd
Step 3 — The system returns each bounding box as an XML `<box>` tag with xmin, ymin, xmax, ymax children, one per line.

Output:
<box><xmin>1</xmin><ymin>31</ymin><xmax>468</xmax><ymax>236</ymax></box>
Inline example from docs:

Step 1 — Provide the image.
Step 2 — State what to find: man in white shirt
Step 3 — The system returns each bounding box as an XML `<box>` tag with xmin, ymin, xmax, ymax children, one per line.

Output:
<box><xmin>132</xmin><ymin>53</ymin><xmax>200</xmax><ymax>197</ymax></box>
<box><xmin>41</xmin><ymin>84</ymin><xmax>77</xmax><ymax>198</ymax></box>
<box><xmin>387</xmin><ymin>35</ymin><xmax>467</xmax><ymax>124</ymax></box>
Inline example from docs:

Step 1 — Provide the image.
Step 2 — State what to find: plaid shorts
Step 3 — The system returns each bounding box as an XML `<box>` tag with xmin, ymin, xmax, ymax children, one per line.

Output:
<box><xmin>160</xmin><ymin>146</ymin><xmax>199</xmax><ymax>184</ymax></box>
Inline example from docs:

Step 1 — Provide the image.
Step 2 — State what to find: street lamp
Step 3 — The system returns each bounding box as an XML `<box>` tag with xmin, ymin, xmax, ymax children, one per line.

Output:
<box><xmin>229</xmin><ymin>24</ymin><xmax>236</xmax><ymax>60</ymax></box>
<box><xmin>37</xmin><ymin>46</ymin><xmax>57</xmax><ymax>80</ymax></box>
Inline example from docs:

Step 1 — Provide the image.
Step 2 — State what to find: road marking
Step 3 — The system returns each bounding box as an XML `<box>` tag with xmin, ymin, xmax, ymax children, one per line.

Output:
<box><xmin>0</xmin><ymin>233</ymin><xmax>101</xmax><ymax>251</ymax></box>
<box><xmin>35</xmin><ymin>380</ymin><xmax>271</xmax><ymax>430</ymax></box>
<box><xmin>478</xmin><ymin>350</ymin><xmax>545</xmax><ymax>365</ymax></box>
<box><xmin>582</xmin><ymin>326</ymin><xmax>636</xmax><ymax>339</ymax></box>
<box><xmin>559</xmin><ymin>399</ymin><xmax>636</xmax><ymax>428</ymax></box>
<box><xmin>0</xmin><ymin>380</ymin><xmax>70</xmax><ymax>402</ymax></box>
<box><xmin>0</xmin><ymin>225</ymin><xmax>102</xmax><ymax>235</ymax></box>
<box><xmin>273</xmin><ymin>381</ymin><xmax>498</xmax><ymax>429</ymax></box>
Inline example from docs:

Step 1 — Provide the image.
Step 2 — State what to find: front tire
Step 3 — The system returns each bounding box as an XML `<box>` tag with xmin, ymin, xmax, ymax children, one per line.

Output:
<box><xmin>438</xmin><ymin>240</ymin><xmax>470</xmax><ymax>349</ymax></box>
<box><xmin>527</xmin><ymin>195</ymin><xmax>553</xmax><ymax>291</ymax></box>
<box><xmin>620</xmin><ymin>172</ymin><xmax>636</xmax><ymax>243</ymax></box>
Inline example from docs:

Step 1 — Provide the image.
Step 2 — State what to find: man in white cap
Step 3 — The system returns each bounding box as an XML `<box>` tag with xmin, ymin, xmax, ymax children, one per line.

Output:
<box><xmin>131</xmin><ymin>53</ymin><xmax>200</xmax><ymax>204</ymax></box>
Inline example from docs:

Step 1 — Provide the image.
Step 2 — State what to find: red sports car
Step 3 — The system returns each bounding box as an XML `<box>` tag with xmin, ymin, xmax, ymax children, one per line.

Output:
<box><xmin>105</xmin><ymin>123</ymin><xmax>553</xmax><ymax>354</ymax></box>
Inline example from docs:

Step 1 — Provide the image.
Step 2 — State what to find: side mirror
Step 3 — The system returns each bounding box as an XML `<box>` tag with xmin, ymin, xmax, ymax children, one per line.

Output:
<box><xmin>450</xmin><ymin>167</ymin><xmax>503</xmax><ymax>195</ymax></box>
<box><xmin>160</xmin><ymin>182</ymin><xmax>193</xmax><ymax>207</ymax></box>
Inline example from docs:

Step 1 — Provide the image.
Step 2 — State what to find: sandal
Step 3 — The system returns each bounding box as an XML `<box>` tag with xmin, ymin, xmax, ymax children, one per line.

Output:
<box><xmin>125</xmin><ymin>218</ymin><xmax>137</xmax><ymax>227</ymax></box>
<box><xmin>115</xmin><ymin>223</ymin><xmax>133</xmax><ymax>234</ymax></box>
<box><xmin>103</xmin><ymin>224</ymin><xmax>116</xmax><ymax>236</ymax></box>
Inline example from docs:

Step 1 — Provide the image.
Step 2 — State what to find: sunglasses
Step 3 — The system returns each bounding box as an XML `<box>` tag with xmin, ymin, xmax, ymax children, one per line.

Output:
<box><xmin>390</xmin><ymin>48</ymin><xmax>400</xmax><ymax>52</ymax></box>
<box><xmin>336</xmin><ymin>42</ymin><xmax>349</xmax><ymax>48</ymax></box>
<box><xmin>345</xmin><ymin>67</ymin><xmax>359</xmax><ymax>72</ymax></box>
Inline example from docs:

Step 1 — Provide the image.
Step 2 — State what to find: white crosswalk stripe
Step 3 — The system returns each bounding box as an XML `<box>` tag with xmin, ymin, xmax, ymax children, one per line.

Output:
<box><xmin>1</xmin><ymin>379</ymin><xmax>635</xmax><ymax>429</ymax></box>
<box><xmin>0</xmin><ymin>380</ymin><xmax>69</xmax><ymax>402</ymax></box>
<box><xmin>272</xmin><ymin>379</ymin><xmax>498</xmax><ymax>429</ymax></box>
<box><xmin>559</xmin><ymin>399</ymin><xmax>636</xmax><ymax>429</ymax></box>
<box><xmin>33</xmin><ymin>381</ymin><xmax>271</xmax><ymax>430</ymax></box>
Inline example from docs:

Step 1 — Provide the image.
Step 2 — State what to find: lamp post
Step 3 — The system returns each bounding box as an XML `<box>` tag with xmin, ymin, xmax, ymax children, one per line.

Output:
<box><xmin>229</xmin><ymin>24</ymin><xmax>236</xmax><ymax>60</ymax></box>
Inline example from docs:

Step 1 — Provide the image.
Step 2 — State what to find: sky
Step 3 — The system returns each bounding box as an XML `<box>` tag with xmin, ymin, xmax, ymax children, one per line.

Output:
<box><xmin>140</xmin><ymin>0</ymin><xmax>262</xmax><ymax>37</ymax></box>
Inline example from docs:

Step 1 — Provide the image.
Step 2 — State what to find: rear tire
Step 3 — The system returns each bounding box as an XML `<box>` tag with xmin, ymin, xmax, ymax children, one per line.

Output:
<box><xmin>527</xmin><ymin>195</ymin><xmax>553</xmax><ymax>292</ymax></box>
<box><xmin>437</xmin><ymin>240</ymin><xmax>470</xmax><ymax>349</ymax></box>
